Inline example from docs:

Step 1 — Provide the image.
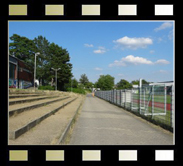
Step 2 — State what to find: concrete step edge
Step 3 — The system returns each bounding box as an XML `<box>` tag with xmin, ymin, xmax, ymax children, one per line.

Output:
<box><xmin>9</xmin><ymin>96</ymin><xmax>70</xmax><ymax>117</ymax></box>
<box><xmin>56</xmin><ymin>98</ymin><xmax>85</xmax><ymax>145</ymax></box>
<box><xmin>9</xmin><ymin>94</ymin><xmax>44</xmax><ymax>99</ymax></box>
<box><xmin>9</xmin><ymin>95</ymin><xmax>60</xmax><ymax>105</ymax></box>
<box><xmin>9</xmin><ymin>97</ymin><xmax>78</xmax><ymax>140</ymax></box>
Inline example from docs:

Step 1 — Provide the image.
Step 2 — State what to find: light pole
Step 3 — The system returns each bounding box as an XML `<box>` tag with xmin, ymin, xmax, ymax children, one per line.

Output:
<box><xmin>51</xmin><ymin>68</ymin><xmax>61</xmax><ymax>91</ymax></box>
<box><xmin>71</xmin><ymin>76</ymin><xmax>73</xmax><ymax>93</ymax></box>
<box><xmin>34</xmin><ymin>52</ymin><xmax>40</xmax><ymax>90</ymax></box>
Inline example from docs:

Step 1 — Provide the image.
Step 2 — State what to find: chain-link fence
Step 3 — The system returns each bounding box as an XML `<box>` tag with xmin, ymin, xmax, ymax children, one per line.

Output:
<box><xmin>95</xmin><ymin>84</ymin><xmax>174</xmax><ymax>132</ymax></box>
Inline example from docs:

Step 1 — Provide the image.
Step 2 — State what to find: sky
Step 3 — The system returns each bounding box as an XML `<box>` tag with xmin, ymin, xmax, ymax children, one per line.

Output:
<box><xmin>9</xmin><ymin>21</ymin><xmax>174</xmax><ymax>84</ymax></box>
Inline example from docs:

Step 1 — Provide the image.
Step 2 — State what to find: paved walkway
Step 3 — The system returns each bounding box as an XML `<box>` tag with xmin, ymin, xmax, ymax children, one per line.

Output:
<box><xmin>69</xmin><ymin>94</ymin><xmax>173</xmax><ymax>145</ymax></box>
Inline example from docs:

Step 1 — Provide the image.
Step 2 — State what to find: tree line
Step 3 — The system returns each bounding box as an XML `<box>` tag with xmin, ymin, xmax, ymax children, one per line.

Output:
<box><xmin>71</xmin><ymin>73</ymin><xmax>149</xmax><ymax>91</ymax></box>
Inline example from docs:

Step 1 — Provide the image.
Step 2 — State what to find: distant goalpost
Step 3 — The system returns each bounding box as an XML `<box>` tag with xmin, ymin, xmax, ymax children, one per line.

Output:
<box><xmin>139</xmin><ymin>82</ymin><xmax>173</xmax><ymax>116</ymax></box>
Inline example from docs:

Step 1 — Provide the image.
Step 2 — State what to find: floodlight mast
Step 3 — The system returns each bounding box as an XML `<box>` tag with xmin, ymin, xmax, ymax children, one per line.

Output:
<box><xmin>51</xmin><ymin>68</ymin><xmax>61</xmax><ymax>91</ymax></box>
<box><xmin>34</xmin><ymin>52</ymin><xmax>40</xmax><ymax>90</ymax></box>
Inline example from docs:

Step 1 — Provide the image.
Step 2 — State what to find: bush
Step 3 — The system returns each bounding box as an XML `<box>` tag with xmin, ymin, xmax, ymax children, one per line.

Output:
<box><xmin>38</xmin><ymin>85</ymin><xmax>55</xmax><ymax>90</ymax></box>
<box><xmin>67</xmin><ymin>88</ymin><xmax>86</xmax><ymax>94</ymax></box>
<box><xmin>85</xmin><ymin>88</ymin><xmax>92</xmax><ymax>93</ymax></box>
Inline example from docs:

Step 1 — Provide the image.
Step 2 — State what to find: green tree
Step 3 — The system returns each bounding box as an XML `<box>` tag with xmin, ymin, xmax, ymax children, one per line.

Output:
<box><xmin>131</xmin><ymin>79</ymin><xmax>149</xmax><ymax>85</ymax></box>
<box><xmin>79</xmin><ymin>74</ymin><xmax>89</xmax><ymax>86</ymax></box>
<box><xmin>64</xmin><ymin>77</ymin><xmax>78</xmax><ymax>89</ymax></box>
<box><xmin>116</xmin><ymin>79</ymin><xmax>132</xmax><ymax>89</ymax></box>
<box><xmin>9</xmin><ymin>34</ymin><xmax>73</xmax><ymax>91</ymax></box>
<box><xmin>9</xmin><ymin>34</ymin><xmax>36</xmax><ymax>72</ymax></box>
<box><xmin>86</xmin><ymin>82</ymin><xmax>94</xmax><ymax>89</ymax></box>
<box><xmin>142</xmin><ymin>79</ymin><xmax>149</xmax><ymax>85</ymax></box>
<box><xmin>131</xmin><ymin>80</ymin><xmax>139</xmax><ymax>85</ymax></box>
<box><xmin>33</xmin><ymin>36</ymin><xmax>50</xmax><ymax>85</ymax></box>
<box><xmin>72</xmin><ymin>78</ymin><xmax>78</xmax><ymax>88</ymax></box>
<box><xmin>48</xmin><ymin>43</ymin><xmax>72</xmax><ymax>91</ymax></box>
<box><xmin>95</xmin><ymin>74</ymin><xmax>114</xmax><ymax>90</ymax></box>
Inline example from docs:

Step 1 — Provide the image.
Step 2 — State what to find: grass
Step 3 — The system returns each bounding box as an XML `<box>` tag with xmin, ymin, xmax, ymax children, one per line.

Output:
<box><xmin>116</xmin><ymin>95</ymin><xmax>173</xmax><ymax>128</ymax></box>
<box><xmin>67</xmin><ymin>88</ymin><xmax>86</xmax><ymax>94</ymax></box>
<box><xmin>38</xmin><ymin>85</ymin><xmax>55</xmax><ymax>90</ymax></box>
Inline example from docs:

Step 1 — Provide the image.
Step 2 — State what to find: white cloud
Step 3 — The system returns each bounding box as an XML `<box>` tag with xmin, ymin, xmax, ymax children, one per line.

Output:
<box><xmin>155</xmin><ymin>59</ymin><xmax>170</xmax><ymax>65</ymax></box>
<box><xmin>117</xmin><ymin>73</ymin><xmax>124</xmax><ymax>77</ymax></box>
<box><xmin>109</xmin><ymin>55</ymin><xmax>170</xmax><ymax>67</ymax></box>
<box><xmin>168</xmin><ymin>30</ymin><xmax>173</xmax><ymax>40</ymax></box>
<box><xmin>93</xmin><ymin>50</ymin><xmax>106</xmax><ymax>54</ymax></box>
<box><xmin>94</xmin><ymin>67</ymin><xmax>103</xmax><ymax>71</ymax></box>
<box><xmin>150</xmin><ymin>50</ymin><xmax>155</xmax><ymax>54</ymax></box>
<box><xmin>154</xmin><ymin>22</ymin><xmax>173</xmax><ymax>32</ymax></box>
<box><xmin>84</xmin><ymin>44</ymin><xmax>93</xmax><ymax>47</ymax></box>
<box><xmin>109</xmin><ymin>55</ymin><xmax>153</xmax><ymax>67</ymax></box>
<box><xmin>93</xmin><ymin>46</ymin><xmax>107</xmax><ymax>54</ymax></box>
<box><xmin>113</xmin><ymin>36</ymin><xmax>153</xmax><ymax>50</ymax></box>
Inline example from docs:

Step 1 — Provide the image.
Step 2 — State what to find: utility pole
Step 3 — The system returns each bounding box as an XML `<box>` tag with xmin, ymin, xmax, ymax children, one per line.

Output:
<box><xmin>71</xmin><ymin>77</ymin><xmax>73</xmax><ymax>93</ymax></box>
<box><xmin>51</xmin><ymin>68</ymin><xmax>61</xmax><ymax>91</ymax></box>
<box><xmin>34</xmin><ymin>52</ymin><xmax>40</xmax><ymax>90</ymax></box>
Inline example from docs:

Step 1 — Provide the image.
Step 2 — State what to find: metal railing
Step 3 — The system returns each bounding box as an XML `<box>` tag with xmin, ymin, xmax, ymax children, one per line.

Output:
<box><xmin>95</xmin><ymin>84</ymin><xmax>174</xmax><ymax>131</ymax></box>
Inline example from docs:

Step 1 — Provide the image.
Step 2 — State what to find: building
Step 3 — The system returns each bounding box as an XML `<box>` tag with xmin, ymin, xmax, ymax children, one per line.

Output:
<box><xmin>9</xmin><ymin>55</ymin><xmax>34</xmax><ymax>89</ymax></box>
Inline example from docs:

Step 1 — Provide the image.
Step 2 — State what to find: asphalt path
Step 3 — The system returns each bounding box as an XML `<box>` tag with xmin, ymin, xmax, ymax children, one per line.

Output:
<box><xmin>69</xmin><ymin>93</ymin><xmax>173</xmax><ymax>145</ymax></box>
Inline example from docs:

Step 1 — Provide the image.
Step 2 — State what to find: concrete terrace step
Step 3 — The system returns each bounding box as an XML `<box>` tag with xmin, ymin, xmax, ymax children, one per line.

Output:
<box><xmin>9</xmin><ymin>95</ymin><xmax>59</xmax><ymax>105</ymax></box>
<box><xmin>9</xmin><ymin>96</ymin><xmax>70</xmax><ymax>117</ymax></box>
<box><xmin>9</xmin><ymin>89</ymin><xmax>67</xmax><ymax>96</ymax></box>
<box><xmin>8</xmin><ymin>96</ymin><xmax>84</xmax><ymax>145</ymax></box>
<box><xmin>9</xmin><ymin>94</ymin><xmax>42</xmax><ymax>99</ymax></box>
<box><xmin>9</xmin><ymin>97</ymin><xmax>78</xmax><ymax>140</ymax></box>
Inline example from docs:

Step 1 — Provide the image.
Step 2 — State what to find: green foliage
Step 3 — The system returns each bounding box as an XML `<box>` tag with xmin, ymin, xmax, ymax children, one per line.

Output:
<box><xmin>9</xmin><ymin>34</ymin><xmax>73</xmax><ymax>91</ymax></box>
<box><xmin>79</xmin><ymin>74</ymin><xmax>89</xmax><ymax>86</ymax></box>
<box><xmin>131</xmin><ymin>79</ymin><xmax>149</xmax><ymax>85</ymax></box>
<box><xmin>64</xmin><ymin>78</ymin><xmax>78</xmax><ymax>89</ymax></box>
<box><xmin>33</xmin><ymin>36</ymin><xmax>50</xmax><ymax>85</ymax></box>
<box><xmin>85</xmin><ymin>88</ymin><xmax>92</xmax><ymax>93</ymax></box>
<box><xmin>95</xmin><ymin>74</ymin><xmax>114</xmax><ymax>90</ymax></box>
<box><xmin>116</xmin><ymin>79</ymin><xmax>132</xmax><ymax>89</ymax></box>
<box><xmin>131</xmin><ymin>80</ymin><xmax>139</xmax><ymax>85</ymax></box>
<box><xmin>78</xmin><ymin>83</ymin><xmax>85</xmax><ymax>89</ymax></box>
<box><xmin>86</xmin><ymin>82</ymin><xmax>94</xmax><ymax>89</ymax></box>
<box><xmin>38</xmin><ymin>85</ymin><xmax>55</xmax><ymax>90</ymax></box>
<box><xmin>72</xmin><ymin>78</ymin><xmax>78</xmax><ymax>88</ymax></box>
<box><xmin>67</xmin><ymin>88</ymin><xmax>86</xmax><ymax>94</ymax></box>
<box><xmin>48</xmin><ymin>43</ymin><xmax>72</xmax><ymax>90</ymax></box>
<box><xmin>9</xmin><ymin>34</ymin><xmax>36</xmax><ymax>72</ymax></box>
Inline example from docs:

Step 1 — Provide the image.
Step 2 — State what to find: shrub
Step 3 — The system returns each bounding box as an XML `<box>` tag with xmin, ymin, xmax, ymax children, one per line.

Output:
<box><xmin>67</xmin><ymin>88</ymin><xmax>86</xmax><ymax>94</ymax></box>
<box><xmin>38</xmin><ymin>85</ymin><xmax>55</xmax><ymax>90</ymax></box>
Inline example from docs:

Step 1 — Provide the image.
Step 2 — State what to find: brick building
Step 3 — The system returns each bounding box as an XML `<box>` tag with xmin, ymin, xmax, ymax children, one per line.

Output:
<box><xmin>9</xmin><ymin>55</ymin><xmax>33</xmax><ymax>89</ymax></box>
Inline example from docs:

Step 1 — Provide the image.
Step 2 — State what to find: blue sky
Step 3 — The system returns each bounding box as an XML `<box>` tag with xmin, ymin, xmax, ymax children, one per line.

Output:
<box><xmin>9</xmin><ymin>21</ymin><xmax>174</xmax><ymax>84</ymax></box>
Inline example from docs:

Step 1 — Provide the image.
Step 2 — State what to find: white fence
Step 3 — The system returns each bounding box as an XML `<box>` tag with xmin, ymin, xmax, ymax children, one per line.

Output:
<box><xmin>94</xmin><ymin>84</ymin><xmax>174</xmax><ymax>131</ymax></box>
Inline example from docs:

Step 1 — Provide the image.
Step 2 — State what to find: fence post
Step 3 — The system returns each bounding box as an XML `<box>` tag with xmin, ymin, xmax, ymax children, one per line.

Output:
<box><xmin>120</xmin><ymin>90</ymin><xmax>122</xmax><ymax>106</ymax></box>
<box><xmin>144</xmin><ymin>88</ymin><xmax>145</xmax><ymax>109</ymax></box>
<box><xmin>124</xmin><ymin>90</ymin><xmax>126</xmax><ymax>109</ymax></box>
<box><xmin>112</xmin><ymin>89</ymin><xmax>114</xmax><ymax>103</ymax></box>
<box><xmin>164</xmin><ymin>84</ymin><xmax>167</xmax><ymax>114</ymax></box>
<box><xmin>131</xmin><ymin>89</ymin><xmax>133</xmax><ymax>111</ymax></box>
<box><xmin>171</xmin><ymin>85</ymin><xmax>174</xmax><ymax>128</ymax></box>
<box><xmin>152</xmin><ymin>85</ymin><xmax>154</xmax><ymax>117</ymax></box>
<box><xmin>139</xmin><ymin>87</ymin><xmax>141</xmax><ymax>114</ymax></box>
<box><xmin>116</xmin><ymin>90</ymin><xmax>118</xmax><ymax>105</ymax></box>
<box><xmin>112</xmin><ymin>90</ymin><xmax>113</xmax><ymax>103</ymax></box>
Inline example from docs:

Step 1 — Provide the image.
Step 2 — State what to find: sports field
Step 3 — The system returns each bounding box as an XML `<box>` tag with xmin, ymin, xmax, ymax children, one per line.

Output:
<box><xmin>132</xmin><ymin>94</ymin><xmax>173</xmax><ymax>126</ymax></box>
